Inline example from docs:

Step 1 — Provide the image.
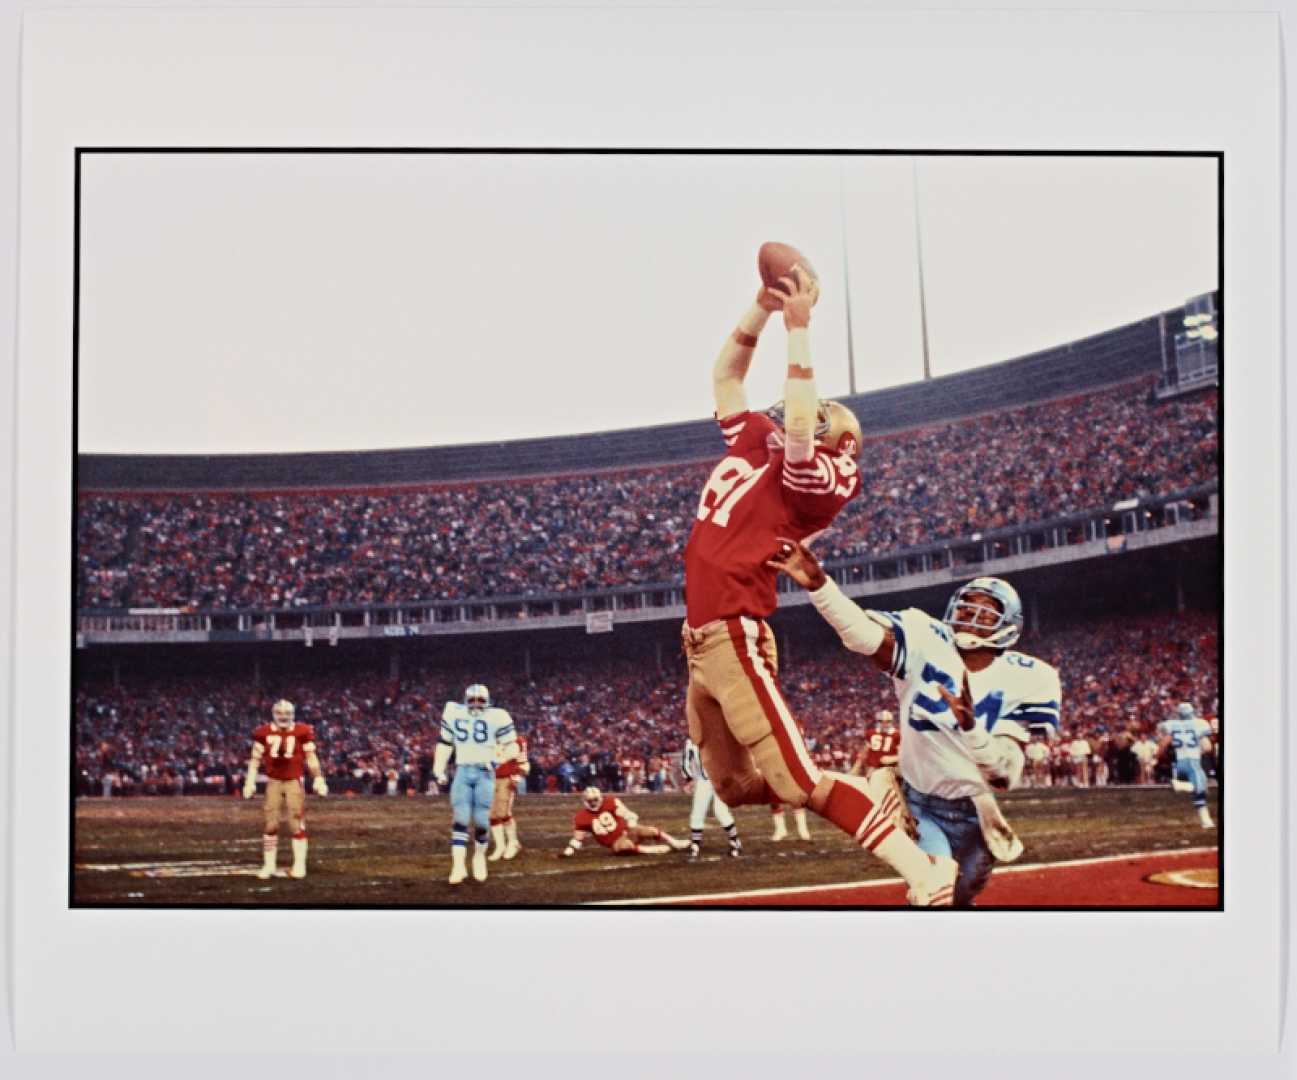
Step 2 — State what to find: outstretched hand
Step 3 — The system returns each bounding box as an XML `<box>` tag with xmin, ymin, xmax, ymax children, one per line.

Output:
<box><xmin>937</xmin><ymin>672</ymin><xmax>977</xmax><ymax>732</ymax></box>
<box><xmin>765</xmin><ymin>537</ymin><xmax>827</xmax><ymax>591</ymax></box>
<box><xmin>769</xmin><ymin>265</ymin><xmax>820</xmax><ymax>330</ymax></box>
<box><xmin>756</xmin><ymin>285</ymin><xmax>785</xmax><ymax>313</ymax></box>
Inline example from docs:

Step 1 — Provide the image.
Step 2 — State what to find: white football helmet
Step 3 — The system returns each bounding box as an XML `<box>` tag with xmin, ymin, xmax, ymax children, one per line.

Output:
<box><xmin>944</xmin><ymin>577</ymin><xmax>1024</xmax><ymax>651</ymax></box>
<box><xmin>464</xmin><ymin>684</ymin><xmax>490</xmax><ymax>715</ymax></box>
<box><xmin>1176</xmin><ymin>702</ymin><xmax>1197</xmax><ymax>721</ymax></box>
<box><xmin>581</xmin><ymin>786</ymin><xmax>603</xmax><ymax>812</ymax></box>
<box><xmin>271</xmin><ymin>699</ymin><xmax>295</xmax><ymax>729</ymax></box>
<box><xmin>877</xmin><ymin>709</ymin><xmax>895</xmax><ymax>729</ymax></box>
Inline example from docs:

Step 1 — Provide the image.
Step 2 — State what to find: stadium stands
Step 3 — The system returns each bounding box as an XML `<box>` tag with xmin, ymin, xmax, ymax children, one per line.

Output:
<box><xmin>74</xmin><ymin>609</ymin><xmax>1218</xmax><ymax>797</ymax></box>
<box><xmin>77</xmin><ymin>376</ymin><xmax>1217</xmax><ymax>611</ymax></box>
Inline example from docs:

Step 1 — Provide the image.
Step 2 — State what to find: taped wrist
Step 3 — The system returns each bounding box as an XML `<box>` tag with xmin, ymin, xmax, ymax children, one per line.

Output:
<box><xmin>738</xmin><ymin>305</ymin><xmax>772</xmax><ymax>337</ymax></box>
<box><xmin>809</xmin><ymin>581</ymin><xmax>885</xmax><ymax>655</ymax></box>
<box><xmin>783</xmin><ymin>347</ymin><xmax>818</xmax><ymax>463</ymax></box>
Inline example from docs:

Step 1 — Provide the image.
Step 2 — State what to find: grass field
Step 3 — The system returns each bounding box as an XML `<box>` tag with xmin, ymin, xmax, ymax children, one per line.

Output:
<box><xmin>73</xmin><ymin>786</ymin><xmax>1220</xmax><ymax>908</ymax></box>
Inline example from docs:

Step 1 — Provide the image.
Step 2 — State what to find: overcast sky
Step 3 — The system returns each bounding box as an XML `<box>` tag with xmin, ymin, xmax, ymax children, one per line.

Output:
<box><xmin>78</xmin><ymin>152</ymin><xmax>1218</xmax><ymax>454</ymax></box>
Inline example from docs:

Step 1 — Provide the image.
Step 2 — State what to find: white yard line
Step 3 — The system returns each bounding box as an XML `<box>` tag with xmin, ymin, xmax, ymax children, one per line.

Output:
<box><xmin>590</xmin><ymin>846</ymin><xmax>1220</xmax><ymax>906</ymax></box>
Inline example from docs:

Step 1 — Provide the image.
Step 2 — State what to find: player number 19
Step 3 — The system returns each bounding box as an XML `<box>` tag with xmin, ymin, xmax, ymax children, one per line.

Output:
<box><xmin>590</xmin><ymin>812</ymin><xmax>619</xmax><ymax>836</ymax></box>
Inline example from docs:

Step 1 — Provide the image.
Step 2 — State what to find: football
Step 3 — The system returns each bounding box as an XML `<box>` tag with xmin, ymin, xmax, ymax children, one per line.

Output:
<box><xmin>758</xmin><ymin>241</ymin><xmax>818</xmax><ymax>292</ymax></box>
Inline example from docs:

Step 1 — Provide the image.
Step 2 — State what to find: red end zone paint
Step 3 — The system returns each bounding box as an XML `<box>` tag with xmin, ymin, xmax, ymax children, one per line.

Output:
<box><xmin>674</xmin><ymin>849</ymin><xmax>1219</xmax><ymax>908</ymax></box>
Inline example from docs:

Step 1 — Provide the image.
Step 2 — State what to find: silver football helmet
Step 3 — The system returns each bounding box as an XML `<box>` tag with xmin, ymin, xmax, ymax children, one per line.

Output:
<box><xmin>464</xmin><ymin>683</ymin><xmax>490</xmax><ymax>715</ymax></box>
<box><xmin>581</xmin><ymin>786</ymin><xmax>603</xmax><ymax>813</ymax></box>
<box><xmin>944</xmin><ymin>577</ymin><xmax>1023</xmax><ymax>651</ymax></box>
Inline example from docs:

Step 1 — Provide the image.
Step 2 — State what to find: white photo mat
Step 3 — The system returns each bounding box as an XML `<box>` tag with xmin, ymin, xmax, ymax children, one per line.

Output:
<box><xmin>11</xmin><ymin>5</ymin><xmax>1283</xmax><ymax>1058</ymax></box>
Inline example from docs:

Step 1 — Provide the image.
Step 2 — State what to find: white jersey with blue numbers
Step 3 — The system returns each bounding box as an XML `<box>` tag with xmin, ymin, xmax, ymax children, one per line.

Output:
<box><xmin>874</xmin><ymin>607</ymin><xmax>1063</xmax><ymax>800</ymax></box>
<box><xmin>440</xmin><ymin>703</ymin><xmax>517</xmax><ymax>766</ymax></box>
<box><xmin>1157</xmin><ymin>714</ymin><xmax>1211</xmax><ymax>762</ymax></box>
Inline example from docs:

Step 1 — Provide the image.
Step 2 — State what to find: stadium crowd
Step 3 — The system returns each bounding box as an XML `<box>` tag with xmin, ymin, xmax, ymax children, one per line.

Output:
<box><xmin>77</xmin><ymin>380</ymin><xmax>1218</xmax><ymax>611</ymax></box>
<box><xmin>75</xmin><ymin>609</ymin><xmax>1218</xmax><ymax>798</ymax></box>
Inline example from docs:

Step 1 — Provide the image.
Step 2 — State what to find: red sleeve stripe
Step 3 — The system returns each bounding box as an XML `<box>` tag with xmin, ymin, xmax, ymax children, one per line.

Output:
<box><xmin>782</xmin><ymin>456</ymin><xmax>826</xmax><ymax>474</ymax></box>
<box><xmin>783</xmin><ymin>475</ymin><xmax>836</xmax><ymax>494</ymax></box>
<box><xmin>782</xmin><ymin>458</ymin><xmax>834</xmax><ymax>489</ymax></box>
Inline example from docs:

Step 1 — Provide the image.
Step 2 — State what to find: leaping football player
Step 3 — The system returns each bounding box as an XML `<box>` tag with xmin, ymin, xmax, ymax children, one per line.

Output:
<box><xmin>242</xmin><ymin>699</ymin><xmax>328</xmax><ymax>880</ymax></box>
<box><xmin>680</xmin><ymin>258</ymin><xmax>957</xmax><ymax>905</ymax></box>
<box><xmin>769</xmin><ymin>540</ymin><xmax>1063</xmax><ymax>907</ymax></box>
<box><xmin>488</xmin><ymin>730</ymin><xmax>530</xmax><ymax>860</ymax></box>
<box><xmin>434</xmin><ymin>683</ymin><xmax>517</xmax><ymax>884</ymax></box>
<box><xmin>1158</xmin><ymin>702</ymin><xmax>1216</xmax><ymax>829</ymax></box>
<box><xmin>562</xmin><ymin>787</ymin><xmax>691</xmax><ymax>858</ymax></box>
<box><xmin>681</xmin><ymin>737</ymin><xmax>742</xmax><ymax>859</ymax></box>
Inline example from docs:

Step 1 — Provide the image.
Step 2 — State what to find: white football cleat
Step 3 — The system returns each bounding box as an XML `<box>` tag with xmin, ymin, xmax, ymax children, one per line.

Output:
<box><xmin>256</xmin><ymin>866</ymin><xmax>275</xmax><ymax>881</ymax></box>
<box><xmin>502</xmin><ymin>843</ymin><xmax>521</xmax><ymax>860</ymax></box>
<box><xmin>1199</xmin><ymin>809</ymin><xmax>1215</xmax><ymax>829</ymax></box>
<box><xmin>289</xmin><ymin>864</ymin><xmax>307</xmax><ymax>880</ymax></box>
<box><xmin>488</xmin><ymin>847</ymin><xmax>505</xmax><ymax>862</ymax></box>
<box><xmin>449</xmin><ymin>846</ymin><xmax>468</xmax><ymax>885</ymax></box>
<box><xmin>906</xmin><ymin>855</ymin><xmax>958</xmax><ymax>907</ymax></box>
<box><xmin>771</xmin><ymin>821</ymin><xmax>788</xmax><ymax>842</ymax></box>
<box><xmin>796</xmin><ymin>824</ymin><xmax>812</xmax><ymax>841</ymax></box>
<box><xmin>1170</xmin><ymin>778</ymin><xmax>1194</xmax><ymax>793</ymax></box>
<box><xmin>471</xmin><ymin>847</ymin><xmax>488</xmax><ymax>882</ymax></box>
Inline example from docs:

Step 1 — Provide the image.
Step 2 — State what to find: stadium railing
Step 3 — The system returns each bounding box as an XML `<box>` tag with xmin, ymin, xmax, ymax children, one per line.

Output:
<box><xmin>75</xmin><ymin>483</ymin><xmax>1217</xmax><ymax>646</ymax></box>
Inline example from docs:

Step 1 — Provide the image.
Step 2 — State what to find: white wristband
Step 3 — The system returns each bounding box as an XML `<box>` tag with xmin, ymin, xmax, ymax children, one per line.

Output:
<box><xmin>809</xmin><ymin>580</ymin><xmax>885</xmax><ymax>656</ymax></box>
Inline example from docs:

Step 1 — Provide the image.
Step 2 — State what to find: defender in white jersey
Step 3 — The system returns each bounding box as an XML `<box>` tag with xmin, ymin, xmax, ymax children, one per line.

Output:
<box><xmin>769</xmin><ymin>541</ymin><xmax>1062</xmax><ymax>906</ymax></box>
<box><xmin>1158</xmin><ymin>702</ymin><xmax>1215</xmax><ymax>828</ymax></box>
<box><xmin>681</xmin><ymin>738</ymin><xmax>742</xmax><ymax>859</ymax></box>
<box><xmin>433</xmin><ymin>683</ymin><xmax>518</xmax><ymax>884</ymax></box>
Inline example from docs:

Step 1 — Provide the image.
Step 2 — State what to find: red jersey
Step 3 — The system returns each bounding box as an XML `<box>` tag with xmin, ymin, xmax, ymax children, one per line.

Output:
<box><xmin>497</xmin><ymin>735</ymin><xmax>530</xmax><ymax>780</ymax></box>
<box><xmin>859</xmin><ymin>726</ymin><xmax>900</xmax><ymax>770</ymax></box>
<box><xmin>253</xmin><ymin>723</ymin><xmax>317</xmax><ymax>781</ymax></box>
<box><xmin>572</xmin><ymin>796</ymin><xmax>629</xmax><ymax>849</ymax></box>
<box><xmin>684</xmin><ymin>411</ymin><xmax>860</xmax><ymax>626</ymax></box>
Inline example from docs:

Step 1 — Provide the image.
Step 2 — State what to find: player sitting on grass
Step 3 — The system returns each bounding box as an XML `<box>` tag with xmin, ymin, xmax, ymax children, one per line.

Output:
<box><xmin>561</xmin><ymin>787</ymin><xmax>691</xmax><ymax>857</ymax></box>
